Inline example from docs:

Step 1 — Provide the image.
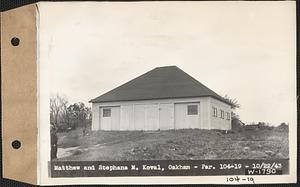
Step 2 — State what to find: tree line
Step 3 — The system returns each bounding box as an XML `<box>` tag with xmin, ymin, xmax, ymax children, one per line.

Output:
<box><xmin>50</xmin><ymin>94</ymin><xmax>92</xmax><ymax>132</ymax></box>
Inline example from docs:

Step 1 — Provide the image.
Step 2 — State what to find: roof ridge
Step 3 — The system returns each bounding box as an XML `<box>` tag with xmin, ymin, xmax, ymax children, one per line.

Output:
<box><xmin>155</xmin><ymin>65</ymin><xmax>178</xmax><ymax>68</ymax></box>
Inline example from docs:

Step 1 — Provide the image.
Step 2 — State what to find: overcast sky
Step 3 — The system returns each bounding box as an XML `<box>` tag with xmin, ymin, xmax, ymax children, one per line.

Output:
<box><xmin>39</xmin><ymin>1</ymin><xmax>296</xmax><ymax>125</ymax></box>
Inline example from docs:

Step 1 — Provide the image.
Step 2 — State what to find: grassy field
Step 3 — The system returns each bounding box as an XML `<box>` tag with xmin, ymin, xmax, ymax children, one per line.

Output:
<box><xmin>56</xmin><ymin>127</ymin><xmax>289</xmax><ymax>161</ymax></box>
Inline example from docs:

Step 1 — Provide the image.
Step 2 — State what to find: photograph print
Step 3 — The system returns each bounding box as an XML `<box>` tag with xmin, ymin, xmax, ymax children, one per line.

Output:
<box><xmin>39</xmin><ymin>1</ymin><xmax>296</xmax><ymax>179</ymax></box>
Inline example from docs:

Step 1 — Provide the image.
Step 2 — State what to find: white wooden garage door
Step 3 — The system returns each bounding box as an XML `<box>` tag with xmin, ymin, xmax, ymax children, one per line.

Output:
<box><xmin>100</xmin><ymin>106</ymin><xmax>120</xmax><ymax>130</ymax></box>
<box><xmin>159</xmin><ymin>103</ymin><xmax>174</xmax><ymax>130</ymax></box>
<box><xmin>134</xmin><ymin>104</ymin><xmax>159</xmax><ymax>130</ymax></box>
<box><xmin>174</xmin><ymin>102</ymin><xmax>200</xmax><ymax>129</ymax></box>
<box><xmin>120</xmin><ymin>105</ymin><xmax>134</xmax><ymax>130</ymax></box>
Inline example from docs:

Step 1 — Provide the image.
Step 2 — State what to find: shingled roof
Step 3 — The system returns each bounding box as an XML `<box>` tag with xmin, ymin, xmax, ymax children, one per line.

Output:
<box><xmin>90</xmin><ymin>66</ymin><xmax>230</xmax><ymax>105</ymax></box>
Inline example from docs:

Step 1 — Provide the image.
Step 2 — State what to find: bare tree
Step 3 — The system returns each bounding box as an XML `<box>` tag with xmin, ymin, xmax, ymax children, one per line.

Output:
<box><xmin>50</xmin><ymin>94</ymin><xmax>68</xmax><ymax>125</ymax></box>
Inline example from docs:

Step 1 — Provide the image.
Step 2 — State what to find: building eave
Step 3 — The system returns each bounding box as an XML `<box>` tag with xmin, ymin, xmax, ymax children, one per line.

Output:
<box><xmin>90</xmin><ymin>95</ymin><xmax>232</xmax><ymax>107</ymax></box>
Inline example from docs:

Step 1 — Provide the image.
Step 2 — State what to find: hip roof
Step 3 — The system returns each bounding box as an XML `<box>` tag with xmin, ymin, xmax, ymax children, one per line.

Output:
<box><xmin>90</xmin><ymin>66</ymin><xmax>230</xmax><ymax>105</ymax></box>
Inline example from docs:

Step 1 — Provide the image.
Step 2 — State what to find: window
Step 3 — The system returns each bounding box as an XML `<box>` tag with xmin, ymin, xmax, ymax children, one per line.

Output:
<box><xmin>187</xmin><ymin>105</ymin><xmax>198</xmax><ymax>115</ymax></box>
<box><xmin>213</xmin><ymin>107</ymin><xmax>218</xmax><ymax>117</ymax></box>
<box><xmin>226</xmin><ymin>112</ymin><xmax>231</xmax><ymax>120</ymax></box>
<box><xmin>220</xmin><ymin>110</ymin><xmax>224</xmax><ymax>119</ymax></box>
<box><xmin>103</xmin><ymin>108</ymin><xmax>111</xmax><ymax>117</ymax></box>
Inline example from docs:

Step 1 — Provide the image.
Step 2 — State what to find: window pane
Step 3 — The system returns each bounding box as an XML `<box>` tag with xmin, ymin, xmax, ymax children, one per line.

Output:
<box><xmin>227</xmin><ymin>112</ymin><xmax>230</xmax><ymax>120</ymax></box>
<box><xmin>213</xmin><ymin>107</ymin><xmax>218</xmax><ymax>117</ymax></box>
<box><xmin>220</xmin><ymin>110</ymin><xmax>224</xmax><ymax>118</ymax></box>
<box><xmin>103</xmin><ymin>108</ymin><xmax>111</xmax><ymax>117</ymax></box>
<box><xmin>187</xmin><ymin>105</ymin><xmax>198</xmax><ymax>115</ymax></box>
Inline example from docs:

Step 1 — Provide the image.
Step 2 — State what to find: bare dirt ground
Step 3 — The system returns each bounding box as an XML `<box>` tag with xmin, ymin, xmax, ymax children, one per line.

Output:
<box><xmin>56</xmin><ymin>127</ymin><xmax>288</xmax><ymax>161</ymax></box>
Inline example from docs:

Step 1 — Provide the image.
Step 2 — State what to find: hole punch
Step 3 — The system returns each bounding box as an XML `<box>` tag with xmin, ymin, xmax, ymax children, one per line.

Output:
<box><xmin>11</xmin><ymin>37</ymin><xmax>20</xmax><ymax>46</ymax></box>
<box><xmin>11</xmin><ymin>140</ymin><xmax>21</xmax><ymax>149</ymax></box>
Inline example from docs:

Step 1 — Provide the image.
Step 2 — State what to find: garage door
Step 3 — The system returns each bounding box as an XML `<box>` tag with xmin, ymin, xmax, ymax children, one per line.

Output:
<box><xmin>100</xmin><ymin>106</ymin><xmax>120</xmax><ymax>130</ymax></box>
<box><xmin>159</xmin><ymin>103</ymin><xmax>174</xmax><ymax>130</ymax></box>
<box><xmin>175</xmin><ymin>102</ymin><xmax>200</xmax><ymax>129</ymax></box>
<box><xmin>134</xmin><ymin>104</ymin><xmax>159</xmax><ymax>130</ymax></box>
<box><xmin>133</xmin><ymin>105</ymin><xmax>145</xmax><ymax>130</ymax></box>
<box><xmin>145</xmin><ymin>104</ymin><xmax>159</xmax><ymax>130</ymax></box>
<box><xmin>120</xmin><ymin>105</ymin><xmax>134</xmax><ymax>130</ymax></box>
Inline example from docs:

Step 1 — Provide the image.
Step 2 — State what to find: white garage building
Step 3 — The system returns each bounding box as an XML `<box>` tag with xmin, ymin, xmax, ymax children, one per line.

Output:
<box><xmin>90</xmin><ymin>66</ymin><xmax>232</xmax><ymax>131</ymax></box>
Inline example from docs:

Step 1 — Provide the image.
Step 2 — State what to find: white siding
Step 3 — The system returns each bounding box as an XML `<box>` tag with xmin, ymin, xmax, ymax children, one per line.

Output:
<box><xmin>175</xmin><ymin>102</ymin><xmax>200</xmax><ymax>129</ymax></box>
<box><xmin>91</xmin><ymin>97</ymin><xmax>228</xmax><ymax>131</ymax></box>
<box><xmin>145</xmin><ymin>104</ymin><xmax>159</xmax><ymax>130</ymax></box>
<box><xmin>134</xmin><ymin>104</ymin><xmax>145</xmax><ymax>130</ymax></box>
<box><xmin>100</xmin><ymin>107</ymin><xmax>111</xmax><ymax>130</ymax></box>
<box><xmin>99</xmin><ymin>106</ymin><xmax>120</xmax><ymax>130</ymax></box>
<box><xmin>200</xmin><ymin>98</ymin><xmax>211</xmax><ymax>129</ymax></box>
<box><xmin>111</xmin><ymin>107</ymin><xmax>120</xmax><ymax>130</ymax></box>
<box><xmin>132</xmin><ymin>104</ymin><xmax>160</xmax><ymax>130</ymax></box>
<box><xmin>91</xmin><ymin>104</ymin><xmax>100</xmax><ymax>131</ymax></box>
<box><xmin>159</xmin><ymin>103</ymin><xmax>174</xmax><ymax>130</ymax></box>
<box><xmin>120</xmin><ymin>105</ymin><xmax>134</xmax><ymax>130</ymax></box>
<box><xmin>174</xmin><ymin>103</ymin><xmax>187</xmax><ymax>129</ymax></box>
<box><xmin>209</xmin><ymin>97</ymin><xmax>231</xmax><ymax>130</ymax></box>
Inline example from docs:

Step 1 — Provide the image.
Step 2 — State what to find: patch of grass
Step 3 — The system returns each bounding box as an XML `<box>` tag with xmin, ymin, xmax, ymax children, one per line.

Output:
<box><xmin>56</xmin><ymin>127</ymin><xmax>289</xmax><ymax>161</ymax></box>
